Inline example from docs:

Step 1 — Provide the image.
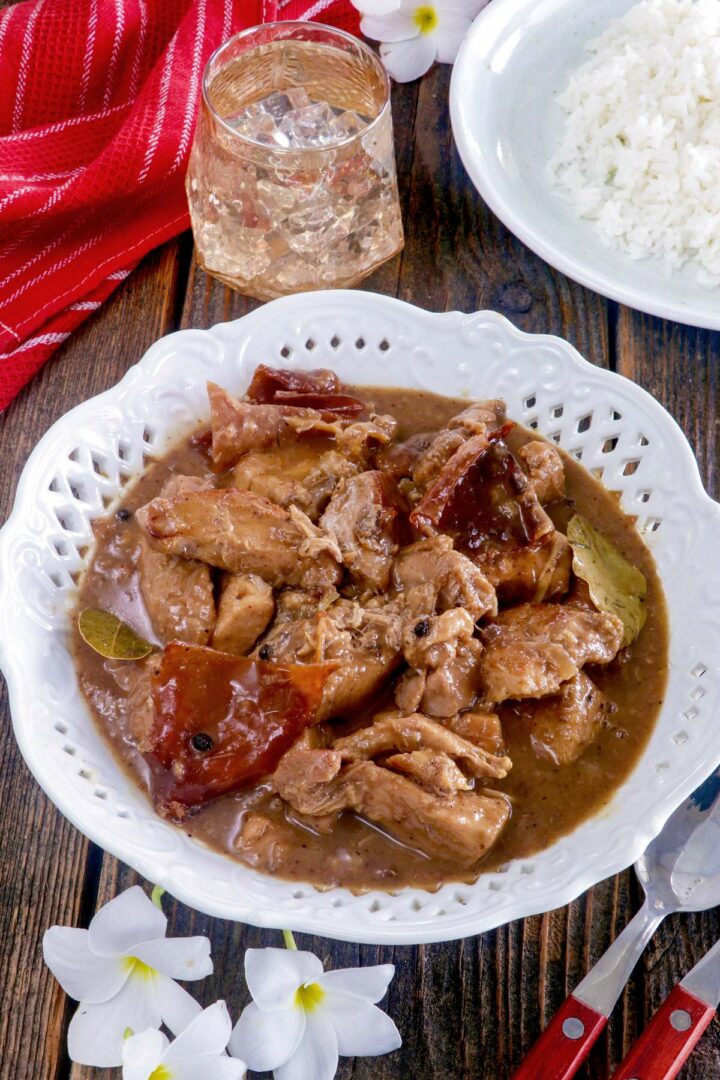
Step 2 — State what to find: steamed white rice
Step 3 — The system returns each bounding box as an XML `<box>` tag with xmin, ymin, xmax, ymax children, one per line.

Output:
<box><xmin>549</xmin><ymin>0</ymin><xmax>720</xmax><ymax>287</ymax></box>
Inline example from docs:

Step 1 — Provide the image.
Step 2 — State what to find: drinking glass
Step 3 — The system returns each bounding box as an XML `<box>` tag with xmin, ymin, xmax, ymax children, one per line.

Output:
<box><xmin>186</xmin><ymin>21</ymin><xmax>405</xmax><ymax>300</ymax></box>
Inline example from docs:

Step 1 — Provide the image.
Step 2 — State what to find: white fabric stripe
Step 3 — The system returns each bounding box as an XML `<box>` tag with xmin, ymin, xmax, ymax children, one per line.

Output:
<box><xmin>107</xmin><ymin>269</ymin><xmax>131</xmax><ymax>280</ymax></box>
<box><xmin>12</xmin><ymin>0</ymin><xmax>45</xmax><ymax>133</ymax></box>
<box><xmin>0</xmin><ymin>185</ymin><xmax>32</xmax><ymax>215</ymax></box>
<box><xmin>137</xmin><ymin>30</ymin><xmax>178</xmax><ymax>184</ymax></box>
<box><xmin>1</xmin><ymin>230</ymin><xmax>108</xmax><ymax>310</ymax></box>
<box><xmin>296</xmin><ymin>0</ymin><xmax>337</xmax><ymax>18</ymax></box>
<box><xmin>129</xmin><ymin>0</ymin><xmax>148</xmax><ymax>99</ymax></box>
<box><xmin>0</xmin><ymin>4</ymin><xmax>17</xmax><ymax>59</ymax></box>
<box><xmin>222</xmin><ymin>0</ymin><xmax>232</xmax><ymax>42</ymax></box>
<box><xmin>0</xmin><ymin>332</ymin><xmax>69</xmax><ymax>360</ymax></box>
<box><xmin>68</xmin><ymin>300</ymin><xmax>102</xmax><ymax>310</ymax></box>
<box><xmin>0</xmin><ymin>169</ymin><xmax>83</xmax><ymax>265</ymax></box>
<box><xmin>4</xmin><ymin>100</ymin><xmax>130</xmax><ymax>142</ymax></box>
<box><xmin>0</xmin><ymin>169</ymin><xmax>79</xmax><ymax>182</ymax></box>
<box><xmin>79</xmin><ymin>0</ymin><xmax>99</xmax><ymax>110</ymax></box>
<box><xmin>0</xmin><ymin>318</ymin><xmax>22</xmax><ymax>342</ymax></box>
<box><xmin>171</xmin><ymin>0</ymin><xmax>207</xmax><ymax>171</ymax></box>
<box><xmin>103</xmin><ymin>0</ymin><xmax>126</xmax><ymax>108</ymax></box>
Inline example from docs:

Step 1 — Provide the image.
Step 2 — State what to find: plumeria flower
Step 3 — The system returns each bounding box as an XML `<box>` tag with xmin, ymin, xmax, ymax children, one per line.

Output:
<box><xmin>359</xmin><ymin>0</ymin><xmax>489</xmax><ymax>82</ymax></box>
<box><xmin>43</xmin><ymin>886</ymin><xmax>212</xmax><ymax>1068</ymax></box>
<box><xmin>123</xmin><ymin>1001</ymin><xmax>246</xmax><ymax>1080</ymax></box>
<box><xmin>352</xmin><ymin>0</ymin><xmax>400</xmax><ymax>12</ymax></box>
<box><xmin>229</xmin><ymin>937</ymin><xmax>401</xmax><ymax>1080</ymax></box>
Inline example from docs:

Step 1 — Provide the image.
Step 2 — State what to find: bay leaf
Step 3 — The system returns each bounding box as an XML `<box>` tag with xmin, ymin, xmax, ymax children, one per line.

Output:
<box><xmin>78</xmin><ymin>608</ymin><xmax>153</xmax><ymax>660</ymax></box>
<box><xmin>567</xmin><ymin>514</ymin><xmax>647</xmax><ymax>647</ymax></box>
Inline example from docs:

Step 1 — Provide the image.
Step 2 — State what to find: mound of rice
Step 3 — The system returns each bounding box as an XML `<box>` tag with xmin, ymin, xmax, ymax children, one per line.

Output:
<box><xmin>549</xmin><ymin>0</ymin><xmax>720</xmax><ymax>287</ymax></box>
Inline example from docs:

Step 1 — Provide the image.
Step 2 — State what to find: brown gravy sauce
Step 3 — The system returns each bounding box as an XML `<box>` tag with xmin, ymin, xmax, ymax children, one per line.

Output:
<box><xmin>72</xmin><ymin>386</ymin><xmax>669</xmax><ymax>891</ymax></box>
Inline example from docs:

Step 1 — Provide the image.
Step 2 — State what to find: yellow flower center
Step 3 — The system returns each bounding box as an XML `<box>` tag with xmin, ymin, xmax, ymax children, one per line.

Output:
<box><xmin>295</xmin><ymin>981</ymin><xmax>326</xmax><ymax>1012</ymax></box>
<box><xmin>413</xmin><ymin>5</ymin><xmax>438</xmax><ymax>33</ymax></box>
<box><xmin>149</xmin><ymin>1068</ymin><xmax>172</xmax><ymax>1080</ymax></box>
<box><xmin>123</xmin><ymin>957</ymin><xmax>156</xmax><ymax>981</ymax></box>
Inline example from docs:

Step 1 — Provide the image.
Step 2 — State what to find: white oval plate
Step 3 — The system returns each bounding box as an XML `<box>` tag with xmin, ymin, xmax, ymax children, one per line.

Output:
<box><xmin>1</xmin><ymin>290</ymin><xmax>720</xmax><ymax>944</ymax></box>
<box><xmin>450</xmin><ymin>0</ymin><xmax>720</xmax><ymax>330</ymax></box>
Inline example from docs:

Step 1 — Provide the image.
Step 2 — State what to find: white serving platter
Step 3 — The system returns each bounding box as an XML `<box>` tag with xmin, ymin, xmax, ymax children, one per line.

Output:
<box><xmin>1</xmin><ymin>290</ymin><xmax>719</xmax><ymax>943</ymax></box>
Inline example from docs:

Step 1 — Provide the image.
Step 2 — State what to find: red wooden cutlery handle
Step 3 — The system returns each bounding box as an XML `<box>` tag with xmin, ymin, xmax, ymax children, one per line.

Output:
<box><xmin>511</xmin><ymin>995</ymin><xmax>607</xmax><ymax>1080</ymax></box>
<box><xmin>613</xmin><ymin>984</ymin><xmax>716</xmax><ymax>1080</ymax></box>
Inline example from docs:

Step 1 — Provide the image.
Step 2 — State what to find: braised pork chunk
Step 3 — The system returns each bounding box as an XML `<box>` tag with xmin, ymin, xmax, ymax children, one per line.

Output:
<box><xmin>73</xmin><ymin>369</ymin><xmax>667</xmax><ymax>892</ymax></box>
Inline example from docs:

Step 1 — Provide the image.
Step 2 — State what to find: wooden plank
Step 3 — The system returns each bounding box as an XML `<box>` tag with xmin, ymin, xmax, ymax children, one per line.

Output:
<box><xmin>0</xmin><ymin>239</ymin><xmax>189</xmax><ymax>1079</ymax></box>
<box><xmin>614</xmin><ymin>307</ymin><xmax>720</xmax><ymax>1079</ymax></box>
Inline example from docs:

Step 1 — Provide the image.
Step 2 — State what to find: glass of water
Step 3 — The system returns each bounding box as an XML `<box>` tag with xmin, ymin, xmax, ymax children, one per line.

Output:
<box><xmin>186</xmin><ymin>21</ymin><xmax>405</xmax><ymax>300</ymax></box>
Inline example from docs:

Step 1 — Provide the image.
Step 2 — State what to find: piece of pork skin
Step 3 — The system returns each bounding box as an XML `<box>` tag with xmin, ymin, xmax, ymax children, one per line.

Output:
<box><xmin>392</xmin><ymin>535</ymin><xmax>497</xmax><ymax>621</ymax></box>
<box><xmin>212</xmin><ymin>573</ymin><xmax>275</xmax><ymax>655</ymax></box>
<box><xmin>320</xmin><ymin>471</ymin><xmax>403</xmax><ymax>594</ymax></box>
<box><xmin>479</xmin><ymin>603</ymin><xmax>623</xmax><ymax>703</ymax></box>
<box><xmin>256</xmin><ymin>598</ymin><xmax>403</xmax><ymax>721</ymax></box>
<box><xmin>136</xmin><ymin>487</ymin><xmax>342</xmax><ymax>591</ymax></box>
<box><xmin>334</xmin><ymin>709</ymin><xmax>511</xmax><ymax>779</ymax></box>
<box><xmin>273</xmin><ymin>747</ymin><xmax>510</xmax><ymax>865</ymax></box>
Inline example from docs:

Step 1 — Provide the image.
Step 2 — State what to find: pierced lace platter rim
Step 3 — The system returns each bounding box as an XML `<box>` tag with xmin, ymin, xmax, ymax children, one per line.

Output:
<box><xmin>1</xmin><ymin>290</ymin><xmax>720</xmax><ymax>945</ymax></box>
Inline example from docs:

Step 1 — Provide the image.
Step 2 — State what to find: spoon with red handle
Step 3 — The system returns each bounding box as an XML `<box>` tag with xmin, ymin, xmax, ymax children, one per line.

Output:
<box><xmin>511</xmin><ymin>768</ymin><xmax>720</xmax><ymax>1080</ymax></box>
<box><xmin>612</xmin><ymin>936</ymin><xmax>720</xmax><ymax>1080</ymax></box>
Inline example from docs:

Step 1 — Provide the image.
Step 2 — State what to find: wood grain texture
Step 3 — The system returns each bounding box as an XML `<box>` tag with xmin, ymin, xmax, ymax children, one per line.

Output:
<box><xmin>2</xmin><ymin>46</ymin><xmax>720</xmax><ymax>1080</ymax></box>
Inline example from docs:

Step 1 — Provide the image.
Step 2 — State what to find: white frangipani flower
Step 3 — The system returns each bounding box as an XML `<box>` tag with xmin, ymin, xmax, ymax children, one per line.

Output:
<box><xmin>360</xmin><ymin>0</ymin><xmax>489</xmax><ymax>83</ymax></box>
<box><xmin>228</xmin><ymin>942</ymin><xmax>401</xmax><ymax>1080</ymax></box>
<box><xmin>352</xmin><ymin>0</ymin><xmax>401</xmax><ymax>13</ymax></box>
<box><xmin>43</xmin><ymin>886</ymin><xmax>213</xmax><ymax>1068</ymax></box>
<box><xmin>122</xmin><ymin>1001</ymin><xmax>246</xmax><ymax>1080</ymax></box>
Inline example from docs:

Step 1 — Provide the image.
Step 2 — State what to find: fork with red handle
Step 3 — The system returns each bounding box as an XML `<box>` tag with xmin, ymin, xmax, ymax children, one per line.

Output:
<box><xmin>511</xmin><ymin>767</ymin><xmax>720</xmax><ymax>1080</ymax></box>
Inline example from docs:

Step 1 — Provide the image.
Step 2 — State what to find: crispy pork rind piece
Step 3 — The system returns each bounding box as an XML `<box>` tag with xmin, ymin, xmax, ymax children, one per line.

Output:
<box><xmin>145</xmin><ymin>643</ymin><xmax>335</xmax><ymax>819</ymax></box>
<box><xmin>136</xmin><ymin>486</ymin><xmax>342</xmax><ymax>591</ymax></box>
<box><xmin>478</xmin><ymin>602</ymin><xmax>624</xmax><ymax>703</ymax></box>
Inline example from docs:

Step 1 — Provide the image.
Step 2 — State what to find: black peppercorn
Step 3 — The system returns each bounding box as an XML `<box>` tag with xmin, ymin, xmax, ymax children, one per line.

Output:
<box><xmin>413</xmin><ymin>619</ymin><xmax>430</xmax><ymax>637</ymax></box>
<box><xmin>116</xmin><ymin>508</ymin><xmax>131</xmax><ymax>521</ymax></box>
<box><xmin>258</xmin><ymin>644</ymin><xmax>272</xmax><ymax>660</ymax></box>
<box><xmin>191</xmin><ymin>732</ymin><xmax>213</xmax><ymax>752</ymax></box>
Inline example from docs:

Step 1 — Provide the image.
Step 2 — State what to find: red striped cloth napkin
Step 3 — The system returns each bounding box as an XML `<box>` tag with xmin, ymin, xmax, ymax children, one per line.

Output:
<box><xmin>0</xmin><ymin>0</ymin><xmax>360</xmax><ymax>411</ymax></box>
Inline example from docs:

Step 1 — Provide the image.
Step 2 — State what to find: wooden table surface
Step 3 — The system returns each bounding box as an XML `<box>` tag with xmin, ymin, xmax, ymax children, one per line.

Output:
<box><xmin>2</xmin><ymin>63</ymin><xmax>720</xmax><ymax>1080</ymax></box>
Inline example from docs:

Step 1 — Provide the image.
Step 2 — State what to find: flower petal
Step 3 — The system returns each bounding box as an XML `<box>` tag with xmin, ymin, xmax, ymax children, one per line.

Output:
<box><xmin>361</xmin><ymin>11</ymin><xmax>418</xmax><ymax>42</ymax></box>
<box><xmin>274</xmin><ymin>1010</ymin><xmax>339</xmax><ymax>1080</ymax></box>
<box><xmin>67</xmin><ymin>978</ymin><xmax>160</xmax><ymax>1067</ymax></box>
<box><xmin>164</xmin><ymin>1001</ymin><xmax>232</xmax><ymax>1063</ymax></box>
<box><xmin>229</xmin><ymin>1001</ymin><xmax>305</xmax><ymax>1072</ymax></box>
<box><xmin>354</xmin><ymin>0</ymin><xmax>401</xmax><ymax>12</ymax></box>
<box><xmin>434</xmin><ymin>11</ymin><xmax>473</xmax><ymax>64</ymax></box>
<box><xmin>317</xmin><ymin>964</ymin><xmax>395</xmax><ymax>1003</ymax></box>
<box><xmin>88</xmin><ymin>887</ymin><xmax>167</xmax><ymax>959</ymax></box>
<box><xmin>380</xmin><ymin>34</ymin><xmax>437</xmax><ymax>82</ymax></box>
<box><xmin>321</xmin><ymin>991</ymin><xmax>402</xmax><ymax>1057</ymax></box>
<box><xmin>133</xmin><ymin>936</ymin><xmax>213</xmax><ymax>982</ymax></box>
<box><xmin>170</xmin><ymin>1059</ymin><xmax>246</xmax><ymax>1080</ymax></box>
<box><xmin>122</xmin><ymin>1028</ymin><xmax>168</xmax><ymax>1080</ymax></box>
<box><xmin>155</xmin><ymin>971</ymin><xmax>203</xmax><ymax>1036</ymax></box>
<box><xmin>43</xmin><ymin>927</ymin><xmax>129</xmax><ymax>1004</ymax></box>
<box><xmin>244</xmin><ymin>948</ymin><xmax>323</xmax><ymax>1012</ymax></box>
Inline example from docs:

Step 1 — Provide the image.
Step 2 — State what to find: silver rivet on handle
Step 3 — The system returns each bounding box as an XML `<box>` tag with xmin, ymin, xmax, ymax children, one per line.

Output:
<box><xmin>562</xmin><ymin>1017</ymin><xmax>585</xmax><ymax>1040</ymax></box>
<box><xmin>670</xmin><ymin>1009</ymin><xmax>693</xmax><ymax>1032</ymax></box>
